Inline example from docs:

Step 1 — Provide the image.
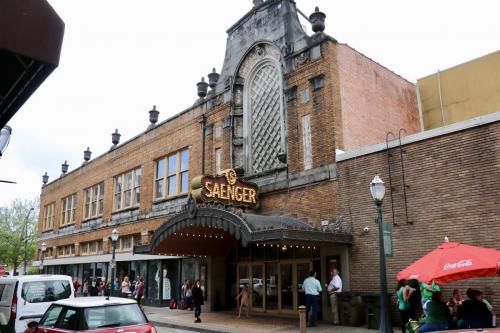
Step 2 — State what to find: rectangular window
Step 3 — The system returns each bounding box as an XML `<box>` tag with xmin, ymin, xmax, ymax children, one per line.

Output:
<box><xmin>43</xmin><ymin>202</ymin><xmax>55</xmax><ymax>231</ymax></box>
<box><xmin>134</xmin><ymin>168</ymin><xmax>141</xmax><ymax>205</ymax></box>
<box><xmin>155</xmin><ymin>159</ymin><xmax>165</xmax><ymax>199</ymax></box>
<box><xmin>154</xmin><ymin>148</ymin><xmax>190</xmax><ymax>200</ymax></box>
<box><xmin>84</xmin><ymin>189</ymin><xmax>90</xmax><ymax>218</ymax></box>
<box><xmin>310</xmin><ymin>74</ymin><xmax>324</xmax><ymax>91</ymax></box>
<box><xmin>180</xmin><ymin>149</ymin><xmax>189</xmax><ymax>193</ymax></box>
<box><xmin>300</xmin><ymin>88</ymin><xmax>309</xmax><ymax>104</ymax></box>
<box><xmin>114</xmin><ymin>167</ymin><xmax>141</xmax><ymax>211</ymax></box>
<box><xmin>167</xmin><ymin>154</ymin><xmax>177</xmax><ymax>197</ymax></box>
<box><xmin>215</xmin><ymin>148</ymin><xmax>222</xmax><ymax>174</ymax></box>
<box><xmin>302</xmin><ymin>115</ymin><xmax>313</xmax><ymax>170</ymax></box>
<box><xmin>84</xmin><ymin>182</ymin><xmax>104</xmax><ymax>219</ymax></box>
<box><xmin>214</xmin><ymin>126</ymin><xmax>222</xmax><ymax>138</ymax></box>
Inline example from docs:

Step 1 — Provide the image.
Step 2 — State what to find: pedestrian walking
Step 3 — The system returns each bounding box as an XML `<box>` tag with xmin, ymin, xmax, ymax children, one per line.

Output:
<box><xmin>83</xmin><ymin>279</ymin><xmax>89</xmax><ymax>297</ymax></box>
<box><xmin>121</xmin><ymin>276</ymin><xmax>132</xmax><ymax>298</ymax></box>
<box><xmin>327</xmin><ymin>268</ymin><xmax>342</xmax><ymax>325</ymax></box>
<box><xmin>72</xmin><ymin>277</ymin><xmax>80</xmax><ymax>297</ymax></box>
<box><xmin>235</xmin><ymin>284</ymin><xmax>250</xmax><ymax>318</ymax></box>
<box><xmin>135</xmin><ymin>277</ymin><xmax>145</xmax><ymax>305</ymax></box>
<box><xmin>192</xmin><ymin>280</ymin><xmax>204</xmax><ymax>323</ymax></box>
<box><xmin>302</xmin><ymin>271</ymin><xmax>322</xmax><ymax>327</ymax></box>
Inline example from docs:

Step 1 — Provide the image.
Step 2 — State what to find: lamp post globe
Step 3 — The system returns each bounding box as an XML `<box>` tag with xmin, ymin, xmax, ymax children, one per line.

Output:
<box><xmin>370</xmin><ymin>174</ymin><xmax>386</xmax><ymax>203</ymax></box>
<box><xmin>110</xmin><ymin>229</ymin><xmax>119</xmax><ymax>296</ymax></box>
<box><xmin>0</xmin><ymin>125</ymin><xmax>12</xmax><ymax>157</ymax></box>
<box><xmin>40</xmin><ymin>242</ymin><xmax>47</xmax><ymax>273</ymax></box>
<box><xmin>370</xmin><ymin>174</ymin><xmax>393</xmax><ymax>333</ymax></box>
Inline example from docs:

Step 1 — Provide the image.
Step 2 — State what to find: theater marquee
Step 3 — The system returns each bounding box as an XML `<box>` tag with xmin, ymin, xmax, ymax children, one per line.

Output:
<box><xmin>191</xmin><ymin>169</ymin><xmax>259</xmax><ymax>208</ymax></box>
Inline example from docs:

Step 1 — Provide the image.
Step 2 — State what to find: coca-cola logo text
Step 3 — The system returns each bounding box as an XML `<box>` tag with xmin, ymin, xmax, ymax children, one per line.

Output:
<box><xmin>443</xmin><ymin>259</ymin><xmax>472</xmax><ymax>271</ymax></box>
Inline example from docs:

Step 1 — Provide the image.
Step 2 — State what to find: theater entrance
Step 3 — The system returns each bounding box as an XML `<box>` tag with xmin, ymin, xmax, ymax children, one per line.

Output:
<box><xmin>237</xmin><ymin>260</ymin><xmax>312</xmax><ymax>314</ymax></box>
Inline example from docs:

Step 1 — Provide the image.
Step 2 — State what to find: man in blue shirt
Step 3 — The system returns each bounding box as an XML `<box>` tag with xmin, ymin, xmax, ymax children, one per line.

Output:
<box><xmin>302</xmin><ymin>271</ymin><xmax>322</xmax><ymax>327</ymax></box>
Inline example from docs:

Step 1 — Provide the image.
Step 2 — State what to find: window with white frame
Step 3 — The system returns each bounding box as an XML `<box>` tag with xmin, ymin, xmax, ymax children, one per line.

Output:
<box><xmin>117</xmin><ymin>234</ymin><xmax>140</xmax><ymax>252</ymax></box>
<box><xmin>44</xmin><ymin>247</ymin><xmax>54</xmax><ymax>258</ymax></box>
<box><xmin>154</xmin><ymin>149</ymin><xmax>189</xmax><ymax>199</ymax></box>
<box><xmin>81</xmin><ymin>240</ymin><xmax>102</xmax><ymax>255</ymax></box>
<box><xmin>57</xmin><ymin>244</ymin><xmax>75</xmax><ymax>257</ymax></box>
<box><xmin>114</xmin><ymin>167</ymin><xmax>141</xmax><ymax>210</ymax></box>
<box><xmin>61</xmin><ymin>193</ymin><xmax>76</xmax><ymax>226</ymax></box>
<box><xmin>84</xmin><ymin>182</ymin><xmax>104</xmax><ymax>219</ymax></box>
<box><xmin>43</xmin><ymin>202</ymin><xmax>55</xmax><ymax>231</ymax></box>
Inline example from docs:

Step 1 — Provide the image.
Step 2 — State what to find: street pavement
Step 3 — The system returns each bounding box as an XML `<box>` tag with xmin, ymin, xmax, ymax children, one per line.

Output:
<box><xmin>144</xmin><ymin>306</ymin><xmax>402</xmax><ymax>333</ymax></box>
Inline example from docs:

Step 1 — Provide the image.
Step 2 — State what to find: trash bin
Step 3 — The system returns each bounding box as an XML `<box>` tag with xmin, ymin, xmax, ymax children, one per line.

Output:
<box><xmin>362</xmin><ymin>294</ymin><xmax>381</xmax><ymax>329</ymax></box>
<box><xmin>337</xmin><ymin>293</ymin><xmax>365</xmax><ymax>326</ymax></box>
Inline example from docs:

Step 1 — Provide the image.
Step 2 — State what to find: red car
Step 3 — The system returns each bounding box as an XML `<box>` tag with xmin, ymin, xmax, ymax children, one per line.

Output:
<box><xmin>31</xmin><ymin>297</ymin><xmax>156</xmax><ymax>333</ymax></box>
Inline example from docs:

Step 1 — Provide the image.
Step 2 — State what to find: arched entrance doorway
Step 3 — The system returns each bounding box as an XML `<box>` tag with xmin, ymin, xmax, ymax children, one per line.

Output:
<box><xmin>135</xmin><ymin>202</ymin><xmax>352</xmax><ymax>314</ymax></box>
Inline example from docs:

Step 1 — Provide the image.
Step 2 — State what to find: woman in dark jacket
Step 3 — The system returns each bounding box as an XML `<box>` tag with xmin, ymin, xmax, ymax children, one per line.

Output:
<box><xmin>192</xmin><ymin>280</ymin><xmax>204</xmax><ymax>323</ymax></box>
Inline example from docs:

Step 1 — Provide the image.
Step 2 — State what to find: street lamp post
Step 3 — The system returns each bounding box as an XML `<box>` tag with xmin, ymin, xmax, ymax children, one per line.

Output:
<box><xmin>110</xmin><ymin>229</ymin><xmax>119</xmax><ymax>297</ymax></box>
<box><xmin>23</xmin><ymin>208</ymin><xmax>34</xmax><ymax>275</ymax></box>
<box><xmin>39</xmin><ymin>242</ymin><xmax>47</xmax><ymax>274</ymax></box>
<box><xmin>370</xmin><ymin>174</ymin><xmax>393</xmax><ymax>333</ymax></box>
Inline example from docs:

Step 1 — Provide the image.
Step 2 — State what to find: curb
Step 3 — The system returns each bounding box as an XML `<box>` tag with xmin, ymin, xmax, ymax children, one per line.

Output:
<box><xmin>152</xmin><ymin>320</ymin><xmax>225</xmax><ymax>333</ymax></box>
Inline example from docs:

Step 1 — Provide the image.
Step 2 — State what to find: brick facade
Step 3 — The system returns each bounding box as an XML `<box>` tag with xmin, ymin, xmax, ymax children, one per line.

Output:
<box><xmin>336</xmin><ymin>119</ymin><xmax>500</xmax><ymax>310</ymax></box>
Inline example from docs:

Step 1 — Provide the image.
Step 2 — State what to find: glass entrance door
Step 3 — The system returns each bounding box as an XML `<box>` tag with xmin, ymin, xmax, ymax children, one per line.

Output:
<box><xmin>238</xmin><ymin>263</ymin><xmax>265</xmax><ymax>311</ymax></box>
<box><xmin>251</xmin><ymin>264</ymin><xmax>264</xmax><ymax>310</ymax></box>
<box><xmin>279</xmin><ymin>263</ymin><xmax>294</xmax><ymax>311</ymax></box>
<box><xmin>238</xmin><ymin>260</ymin><xmax>312</xmax><ymax>314</ymax></box>
<box><xmin>279</xmin><ymin>261</ymin><xmax>312</xmax><ymax>313</ymax></box>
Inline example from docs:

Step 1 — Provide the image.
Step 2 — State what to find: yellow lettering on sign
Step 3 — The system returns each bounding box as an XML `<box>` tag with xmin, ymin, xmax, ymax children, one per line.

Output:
<box><xmin>220</xmin><ymin>184</ymin><xmax>227</xmax><ymax>200</ymax></box>
<box><xmin>204</xmin><ymin>181</ymin><xmax>213</xmax><ymax>198</ymax></box>
<box><xmin>227</xmin><ymin>184</ymin><xmax>235</xmax><ymax>200</ymax></box>
<box><xmin>213</xmin><ymin>183</ymin><xmax>220</xmax><ymax>198</ymax></box>
<box><xmin>249</xmin><ymin>189</ymin><xmax>256</xmax><ymax>204</ymax></box>
<box><xmin>242</xmin><ymin>187</ymin><xmax>250</xmax><ymax>203</ymax></box>
<box><xmin>235</xmin><ymin>186</ymin><xmax>242</xmax><ymax>201</ymax></box>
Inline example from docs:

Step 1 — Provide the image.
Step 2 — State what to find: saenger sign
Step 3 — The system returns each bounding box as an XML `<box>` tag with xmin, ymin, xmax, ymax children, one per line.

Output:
<box><xmin>191</xmin><ymin>169</ymin><xmax>259</xmax><ymax>208</ymax></box>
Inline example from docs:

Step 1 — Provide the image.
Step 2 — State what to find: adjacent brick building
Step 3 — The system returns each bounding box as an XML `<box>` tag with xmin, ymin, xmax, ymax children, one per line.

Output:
<box><xmin>37</xmin><ymin>0</ymin><xmax>500</xmax><ymax>326</ymax></box>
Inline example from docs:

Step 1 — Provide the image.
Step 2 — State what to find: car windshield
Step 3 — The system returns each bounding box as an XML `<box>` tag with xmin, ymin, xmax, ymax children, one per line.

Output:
<box><xmin>22</xmin><ymin>280</ymin><xmax>71</xmax><ymax>303</ymax></box>
<box><xmin>84</xmin><ymin>304</ymin><xmax>147</xmax><ymax>329</ymax></box>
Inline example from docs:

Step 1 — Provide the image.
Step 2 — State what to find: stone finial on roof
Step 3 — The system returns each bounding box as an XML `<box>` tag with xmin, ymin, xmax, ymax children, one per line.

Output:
<box><xmin>253</xmin><ymin>0</ymin><xmax>264</xmax><ymax>7</ymax></box>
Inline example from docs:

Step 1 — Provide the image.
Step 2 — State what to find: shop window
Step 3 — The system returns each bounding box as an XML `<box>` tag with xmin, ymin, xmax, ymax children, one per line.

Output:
<box><xmin>43</xmin><ymin>202</ymin><xmax>55</xmax><ymax>231</ymax></box>
<box><xmin>84</xmin><ymin>182</ymin><xmax>104</xmax><ymax>220</ymax></box>
<box><xmin>61</xmin><ymin>193</ymin><xmax>76</xmax><ymax>226</ymax></box>
<box><xmin>154</xmin><ymin>148</ymin><xmax>189</xmax><ymax>200</ymax></box>
<box><xmin>114</xmin><ymin>167</ymin><xmax>141</xmax><ymax>211</ymax></box>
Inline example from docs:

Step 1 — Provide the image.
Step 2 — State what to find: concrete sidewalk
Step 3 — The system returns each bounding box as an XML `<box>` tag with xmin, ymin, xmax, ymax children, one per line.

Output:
<box><xmin>143</xmin><ymin>306</ymin><xmax>399</xmax><ymax>333</ymax></box>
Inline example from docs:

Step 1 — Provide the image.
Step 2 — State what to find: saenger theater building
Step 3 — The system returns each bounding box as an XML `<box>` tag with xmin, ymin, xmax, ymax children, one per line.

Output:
<box><xmin>35</xmin><ymin>0</ymin><xmax>432</xmax><ymax>320</ymax></box>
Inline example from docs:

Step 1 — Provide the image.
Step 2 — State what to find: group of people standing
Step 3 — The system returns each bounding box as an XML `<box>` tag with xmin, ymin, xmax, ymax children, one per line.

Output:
<box><xmin>397</xmin><ymin>279</ymin><xmax>495</xmax><ymax>332</ymax></box>
<box><xmin>181</xmin><ymin>279</ymin><xmax>204</xmax><ymax>323</ymax></box>
<box><xmin>301</xmin><ymin>269</ymin><xmax>343</xmax><ymax>327</ymax></box>
<box><xmin>76</xmin><ymin>275</ymin><xmax>145</xmax><ymax>304</ymax></box>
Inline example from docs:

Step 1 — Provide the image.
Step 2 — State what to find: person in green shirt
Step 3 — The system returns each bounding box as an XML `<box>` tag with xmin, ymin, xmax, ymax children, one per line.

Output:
<box><xmin>421</xmin><ymin>280</ymin><xmax>440</xmax><ymax>315</ymax></box>
<box><xmin>397</xmin><ymin>280</ymin><xmax>416</xmax><ymax>333</ymax></box>
<box><xmin>419</xmin><ymin>291</ymin><xmax>451</xmax><ymax>332</ymax></box>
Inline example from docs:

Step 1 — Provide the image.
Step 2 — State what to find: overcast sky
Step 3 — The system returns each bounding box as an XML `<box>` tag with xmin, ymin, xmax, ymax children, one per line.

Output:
<box><xmin>0</xmin><ymin>0</ymin><xmax>499</xmax><ymax>206</ymax></box>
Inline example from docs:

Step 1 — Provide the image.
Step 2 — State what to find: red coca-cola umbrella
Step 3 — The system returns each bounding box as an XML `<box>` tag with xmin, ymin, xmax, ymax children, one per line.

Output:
<box><xmin>397</xmin><ymin>242</ymin><xmax>500</xmax><ymax>284</ymax></box>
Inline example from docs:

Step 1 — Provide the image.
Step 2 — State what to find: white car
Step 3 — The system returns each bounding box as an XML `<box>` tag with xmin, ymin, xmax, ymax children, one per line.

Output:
<box><xmin>0</xmin><ymin>275</ymin><xmax>75</xmax><ymax>333</ymax></box>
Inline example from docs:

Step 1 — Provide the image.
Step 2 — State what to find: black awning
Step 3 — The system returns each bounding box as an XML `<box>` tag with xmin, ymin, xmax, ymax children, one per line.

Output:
<box><xmin>0</xmin><ymin>0</ymin><xmax>65</xmax><ymax>127</ymax></box>
<box><xmin>135</xmin><ymin>204</ymin><xmax>352</xmax><ymax>254</ymax></box>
